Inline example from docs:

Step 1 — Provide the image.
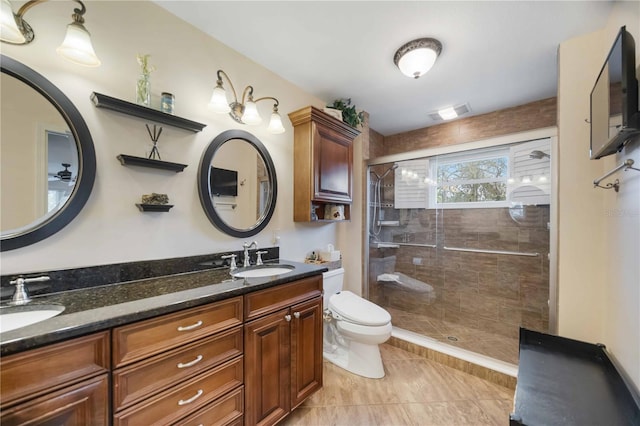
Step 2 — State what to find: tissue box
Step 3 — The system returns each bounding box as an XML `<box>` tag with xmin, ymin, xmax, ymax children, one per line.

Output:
<box><xmin>319</xmin><ymin>250</ymin><xmax>341</xmax><ymax>262</ymax></box>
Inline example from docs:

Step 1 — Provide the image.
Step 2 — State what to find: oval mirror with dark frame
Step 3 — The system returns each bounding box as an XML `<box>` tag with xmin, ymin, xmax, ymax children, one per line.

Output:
<box><xmin>198</xmin><ymin>129</ymin><xmax>277</xmax><ymax>238</ymax></box>
<box><xmin>1</xmin><ymin>55</ymin><xmax>96</xmax><ymax>251</ymax></box>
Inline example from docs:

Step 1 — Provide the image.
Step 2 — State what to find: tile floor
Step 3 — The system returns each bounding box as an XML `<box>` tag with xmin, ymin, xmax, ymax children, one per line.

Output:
<box><xmin>282</xmin><ymin>344</ymin><xmax>515</xmax><ymax>426</ymax></box>
<box><xmin>386</xmin><ymin>307</ymin><xmax>520</xmax><ymax>365</ymax></box>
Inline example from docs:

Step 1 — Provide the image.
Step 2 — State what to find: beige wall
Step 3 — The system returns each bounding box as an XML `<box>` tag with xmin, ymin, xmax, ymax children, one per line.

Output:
<box><xmin>557</xmin><ymin>1</ymin><xmax>639</xmax><ymax>389</ymax></box>
<box><xmin>1</xmin><ymin>1</ymin><xmax>344</xmax><ymax>274</ymax></box>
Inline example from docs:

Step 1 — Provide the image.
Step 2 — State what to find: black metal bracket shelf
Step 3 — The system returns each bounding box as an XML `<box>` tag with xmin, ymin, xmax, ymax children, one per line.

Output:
<box><xmin>117</xmin><ymin>154</ymin><xmax>187</xmax><ymax>172</ymax></box>
<box><xmin>90</xmin><ymin>92</ymin><xmax>206</xmax><ymax>133</ymax></box>
<box><xmin>136</xmin><ymin>204</ymin><xmax>174</xmax><ymax>212</ymax></box>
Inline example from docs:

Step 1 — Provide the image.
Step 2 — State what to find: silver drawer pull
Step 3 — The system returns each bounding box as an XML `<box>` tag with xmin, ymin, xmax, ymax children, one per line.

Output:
<box><xmin>293</xmin><ymin>311</ymin><xmax>300</xmax><ymax>319</ymax></box>
<box><xmin>177</xmin><ymin>354</ymin><xmax>203</xmax><ymax>369</ymax></box>
<box><xmin>178</xmin><ymin>389</ymin><xmax>203</xmax><ymax>406</ymax></box>
<box><xmin>284</xmin><ymin>314</ymin><xmax>292</xmax><ymax>322</ymax></box>
<box><xmin>177</xmin><ymin>320</ymin><xmax>203</xmax><ymax>332</ymax></box>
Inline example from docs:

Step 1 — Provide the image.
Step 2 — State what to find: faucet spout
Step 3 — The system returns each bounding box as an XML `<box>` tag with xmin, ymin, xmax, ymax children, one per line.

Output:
<box><xmin>242</xmin><ymin>241</ymin><xmax>258</xmax><ymax>267</ymax></box>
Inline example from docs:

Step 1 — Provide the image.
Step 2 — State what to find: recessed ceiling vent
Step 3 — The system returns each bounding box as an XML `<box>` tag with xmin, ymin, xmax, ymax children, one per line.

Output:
<box><xmin>427</xmin><ymin>103</ymin><xmax>471</xmax><ymax>122</ymax></box>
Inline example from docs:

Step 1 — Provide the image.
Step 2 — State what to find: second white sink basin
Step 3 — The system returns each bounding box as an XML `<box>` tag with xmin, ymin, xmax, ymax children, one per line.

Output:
<box><xmin>232</xmin><ymin>265</ymin><xmax>295</xmax><ymax>279</ymax></box>
<box><xmin>0</xmin><ymin>304</ymin><xmax>65</xmax><ymax>333</ymax></box>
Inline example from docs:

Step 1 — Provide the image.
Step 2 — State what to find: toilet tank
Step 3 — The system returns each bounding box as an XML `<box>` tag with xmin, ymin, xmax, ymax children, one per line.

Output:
<box><xmin>322</xmin><ymin>268</ymin><xmax>344</xmax><ymax>307</ymax></box>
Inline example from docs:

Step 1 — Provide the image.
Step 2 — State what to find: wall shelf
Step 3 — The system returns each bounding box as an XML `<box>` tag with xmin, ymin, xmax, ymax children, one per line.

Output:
<box><xmin>91</xmin><ymin>92</ymin><xmax>206</xmax><ymax>133</ymax></box>
<box><xmin>136</xmin><ymin>204</ymin><xmax>174</xmax><ymax>212</ymax></box>
<box><xmin>117</xmin><ymin>154</ymin><xmax>187</xmax><ymax>172</ymax></box>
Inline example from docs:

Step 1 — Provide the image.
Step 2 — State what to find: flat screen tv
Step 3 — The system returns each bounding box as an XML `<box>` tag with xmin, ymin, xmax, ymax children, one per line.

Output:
<box><xmin>590</xmin><ymin>26</ymin><xmax>640</xmax><ymax>160</ymax></box>
<box><xmin>210</xmin><ymin>167</ymin><xmax>238</xmax><ymax>196</ymax></box>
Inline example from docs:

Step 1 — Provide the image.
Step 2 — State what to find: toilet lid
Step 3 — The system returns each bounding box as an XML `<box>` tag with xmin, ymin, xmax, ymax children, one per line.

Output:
<box><xmin>329</xmin><ymin>291</ymin><xmax>391</xmax><ymax>326</ymax></box>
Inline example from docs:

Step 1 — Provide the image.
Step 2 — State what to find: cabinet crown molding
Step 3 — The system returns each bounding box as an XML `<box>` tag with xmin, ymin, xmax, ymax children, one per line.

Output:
<box><xmin>288</xmin><ymin>106</ymin><xmax>361</xmax><ymax>138</ymax></box>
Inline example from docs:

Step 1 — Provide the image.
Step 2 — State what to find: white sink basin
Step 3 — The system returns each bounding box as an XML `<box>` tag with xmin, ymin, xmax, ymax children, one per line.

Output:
<box><xmin>0</xmin><ymin>304</ymin><xmax>65</xmax><ymax>333</ymax></box>
<box><xmin>232</xmin><ymin>265</ymin><xmax>295</xmax><ymax>279</ymax></box>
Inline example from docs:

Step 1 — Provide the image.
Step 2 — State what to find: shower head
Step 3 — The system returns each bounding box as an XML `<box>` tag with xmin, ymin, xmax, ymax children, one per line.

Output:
<box><xmin>379</xmin><ymin>163</ymin><xmax>399</xmax><ymax>179</ymax></box>
<box><xmin>371</xmin><ymin>163</ymin><xmax>398</xmax><ymax>181</ymax></box>
<box><xmin>529</xmin><ymin>150</ymin><xmax>550</xmax><ymax>159</ymax></box>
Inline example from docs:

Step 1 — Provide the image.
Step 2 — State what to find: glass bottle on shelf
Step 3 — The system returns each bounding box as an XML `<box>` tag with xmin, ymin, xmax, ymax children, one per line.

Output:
<box><xmin>136</xmin><ymin>73</ymin><xmax>151</xmax><ymax>107</ymax></box>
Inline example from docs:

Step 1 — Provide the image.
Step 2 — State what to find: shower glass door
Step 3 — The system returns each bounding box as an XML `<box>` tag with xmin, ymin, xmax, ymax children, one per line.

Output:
<box><xmin>366</xmin><ymin>138</ymin><xmax>552</xmax><ymax>365</ymax></box>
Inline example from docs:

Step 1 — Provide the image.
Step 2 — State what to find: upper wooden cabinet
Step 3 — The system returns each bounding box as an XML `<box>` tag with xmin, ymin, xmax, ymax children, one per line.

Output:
<box><xmin>289</xmin><ymin>106</ymin><xmax>360</xmax><ymax>222</ymax></box>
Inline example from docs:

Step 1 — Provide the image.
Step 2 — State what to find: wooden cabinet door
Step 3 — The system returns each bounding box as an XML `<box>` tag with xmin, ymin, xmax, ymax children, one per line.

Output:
<box><xmin>0</xmin><ymin>374</ymin><xmax>108</xmax><ymax>426</ymax></box>
<box><xmin>312</xmin><ymin>122</ymin><xmax>353</xmax><ymax>203</ymax></box>
<box><xmin>244</xmin><ymin>309</ymin><xmax>291</xmax><ymax>426</ymax></box>
<box><xmin>290</xmin><ymin>296</ymin><xmax>323</xmax><ymax>409</ymax></box>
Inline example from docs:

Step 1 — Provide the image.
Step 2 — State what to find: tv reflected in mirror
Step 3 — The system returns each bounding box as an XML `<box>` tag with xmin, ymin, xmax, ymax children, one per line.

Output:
<box><xmin>210</xmin><ymin>166</ymin><xmax>238</xmax><ymax>196</ymax></box>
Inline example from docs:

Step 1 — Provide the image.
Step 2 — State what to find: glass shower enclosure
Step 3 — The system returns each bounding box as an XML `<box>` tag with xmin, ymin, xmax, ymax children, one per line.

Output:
<box><xmin>366</xmin><ymin>138</ymin><xmax>553</xmax><ymax>365</ymax></box>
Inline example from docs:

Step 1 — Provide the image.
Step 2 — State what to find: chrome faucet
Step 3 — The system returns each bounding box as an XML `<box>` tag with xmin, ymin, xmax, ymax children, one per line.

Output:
<box><xmin>8</xmin><ymin>276</ymin><xmax>50</xmax><ymax>305</ymax></box>
<box><xmin>242</xmin><ymin>241</ymin><xmax>258</xmax><ymax>267</ymax></box>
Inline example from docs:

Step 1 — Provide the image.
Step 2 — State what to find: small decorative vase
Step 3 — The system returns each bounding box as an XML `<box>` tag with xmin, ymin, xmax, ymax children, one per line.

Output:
<box><xmin>136</xmin><ymin>73</ymin><xmax>151</xmax><ymax>106</ymax></box>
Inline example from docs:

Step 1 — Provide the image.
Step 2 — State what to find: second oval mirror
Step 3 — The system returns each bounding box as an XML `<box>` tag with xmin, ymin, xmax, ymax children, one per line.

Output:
<box><xmin>198</xmin><ymin>130</ymin><xmax>277</xmax><ymax>238</ymax></box>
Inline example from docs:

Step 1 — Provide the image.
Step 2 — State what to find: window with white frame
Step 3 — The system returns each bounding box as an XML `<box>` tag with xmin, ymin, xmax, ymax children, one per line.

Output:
<box><xmin>392</xmin><ymin>138</ymin><xmax>551</xmax><ymax>210</ymax></box>
<box><xmin>430</xmin><ymin>147</ymin><xmax>510</xmax><ymax>208</ymax></box>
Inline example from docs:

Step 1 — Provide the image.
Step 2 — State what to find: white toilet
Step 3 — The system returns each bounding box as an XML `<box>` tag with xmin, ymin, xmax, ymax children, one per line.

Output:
<box><xmin>322</xmin><ymin>268</ymin><xmax>392</xmax><ymax>378</ymax></box>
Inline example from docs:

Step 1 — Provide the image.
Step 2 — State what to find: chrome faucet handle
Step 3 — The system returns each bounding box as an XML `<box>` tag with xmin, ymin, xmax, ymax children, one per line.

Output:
<box><xmin>255</xmin><ymin>250</ymin><xmax>268</xmax><ymax>265</ymax></box>
<box><xmin>221</xmin><ymin>254</ymin><xmax>238</xmax><ymax>271</ymax></box>
<box><xmin>8</xmin><ymin>275</ymin><xmax>50</xmax><ymax>306</ymax></box>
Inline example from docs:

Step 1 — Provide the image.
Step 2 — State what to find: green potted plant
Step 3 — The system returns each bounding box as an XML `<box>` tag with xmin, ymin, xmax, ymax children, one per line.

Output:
<box><xmin>327</xmin><ymin>98</ymin><xmax>364</xmax><ymax>128</ymax></box>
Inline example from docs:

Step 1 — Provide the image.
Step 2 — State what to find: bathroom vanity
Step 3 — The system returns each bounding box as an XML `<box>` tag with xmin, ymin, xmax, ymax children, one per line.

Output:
<box><xmin>0</xmin><ymin>259</ymin><xmax>326</xmax><ymax>426</ymax></box>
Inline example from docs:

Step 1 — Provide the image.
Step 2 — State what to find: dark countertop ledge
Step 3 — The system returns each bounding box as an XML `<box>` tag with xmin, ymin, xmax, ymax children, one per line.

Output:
<box><xmin>0</xmin><ymin>260</ymin><xmax>327</xmax><ymax>356</ymax></box>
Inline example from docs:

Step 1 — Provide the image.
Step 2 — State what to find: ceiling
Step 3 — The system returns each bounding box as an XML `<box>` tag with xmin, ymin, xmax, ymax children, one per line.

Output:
<box><xmin>155</xmin><ymin>1</ymin><xmax>613</xmax><ymax>136</ymax></box>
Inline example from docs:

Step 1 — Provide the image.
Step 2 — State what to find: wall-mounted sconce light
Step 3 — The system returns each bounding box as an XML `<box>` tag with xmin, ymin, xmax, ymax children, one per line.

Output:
<box><xmin>0</xmin><ymin>0</ymin><xmax>100</xmax><ymax>67</ymax></box>
<box><xmin>209</xmin><ymin>69</ymin><xmax>285</xmax><ymax>134</ymax></box>
<box><xmin>393</xmin><ymin>37</ymin><xmax>442</xmax><ymax>79</ymax></box>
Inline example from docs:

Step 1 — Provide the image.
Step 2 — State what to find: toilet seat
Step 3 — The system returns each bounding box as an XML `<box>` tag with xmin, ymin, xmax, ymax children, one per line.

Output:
<box><xmin>329</xmin><ymin>291</ymin><xmax>391</xmax><ymax>326</ymax></box>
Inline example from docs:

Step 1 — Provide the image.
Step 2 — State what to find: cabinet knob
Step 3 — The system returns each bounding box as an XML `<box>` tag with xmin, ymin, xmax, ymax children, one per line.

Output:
<box><xmin>293</xmin><ymin>311</ymin><xmax>300</xmax><ymax>319</ymax></box>
<box><xmin>285</xmin><ymin>314</ymin><xmax>292</xmax><ymax>322</ymax></box>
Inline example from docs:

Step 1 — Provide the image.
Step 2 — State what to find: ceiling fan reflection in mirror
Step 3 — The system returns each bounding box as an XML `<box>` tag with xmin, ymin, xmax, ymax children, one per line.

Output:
<box><xmin>48</xmin><ymin>163</ymin><xmax>75</xmax><ymax>183</ymax></box>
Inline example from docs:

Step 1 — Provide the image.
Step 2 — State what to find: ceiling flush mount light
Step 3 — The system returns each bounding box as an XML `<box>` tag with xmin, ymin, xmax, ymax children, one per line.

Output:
<box><xmin>0</xmin><ymin>0</ymin><xmax>100</xmax><ymax>67</ymax></box>
<box><xmin>437</xmin><ymin>106</ymin><xmax>458</xmax><ymax>120</ymax></box>
<box><xmin>209</xmin><ymin>69</ymin><xmax>285</xmax><ymax>134</ymax></box>
<box><xmin>394</xmin><ymin>38</ymin><xmax>442</xmax><ymax>79</ymax></box>
<box><xmin>428</xmin><ymin>103</ymin><xmax>471</xmax><ymax>122</ymax></box>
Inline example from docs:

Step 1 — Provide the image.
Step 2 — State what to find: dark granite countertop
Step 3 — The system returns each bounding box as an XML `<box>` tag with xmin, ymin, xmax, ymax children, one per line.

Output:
<box><xmin>0</xmin><ymin>260</ymin><xmax>327</xmax><ymax>356</ymax></box>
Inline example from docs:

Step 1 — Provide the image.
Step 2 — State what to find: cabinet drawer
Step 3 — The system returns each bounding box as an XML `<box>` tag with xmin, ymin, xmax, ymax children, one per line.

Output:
<box><xmin>0</xmin><ymin>374</ymin><xmax>109</xmax><ymax>426</ymax></box>
<box><xmin>114</xmin><ymin>326</ymin><xmax>243</xmax><ymax>410</ymax></box>
<box><xmin>244</xmin><ymin>276</ymin><xmax>322</xmax><ymax>320</ymax></box>
<box><xmin>0</xmin><ymin>331</ymin><xmax>109</xmax><ymax>409</ymax></box>
<box><xmin>114</xmin><ymin>356</ymin><xmax>243</xmax><ymax>426</ymax></box>
<box><xmin>178</xmin><ymin>386</ymin><xmax>244</xmax><ymax>426</ymax></box>
<box><xmin>113</xmin><ymin>296</ymin><xmax>243</xmax><ymax>367</ymax></box>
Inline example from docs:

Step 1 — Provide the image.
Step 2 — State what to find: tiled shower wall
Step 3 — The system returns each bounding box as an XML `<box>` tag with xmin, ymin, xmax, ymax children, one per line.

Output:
<box><xmin>369</xmin><ymin>205</ymin><xmax>550</xmax><ymax>340</ymax></box>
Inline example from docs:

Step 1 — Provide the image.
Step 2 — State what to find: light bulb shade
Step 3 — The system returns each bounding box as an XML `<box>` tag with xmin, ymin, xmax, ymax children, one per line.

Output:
<box><xmin>56</xmin><ymin>22</ymin><xmax>100</xmax><ymax>67</ymax></box>
<box><xmin>241</xmin><ymin>100</ymin><xmax>262</xmax><ymax>125</ymax></box>
<box><xmin>209</xmin><ymin>85</ymin><xmax>231</xmax><ymax>113</ymax></box>
<box><xmin>394</xmin><ymin>38</ymin><xmax>442</xmax><ymax>79</ymax></box>
<box><xmin>0</xmin><ymin>0</ymin><xmax>25</xmax><ymax>43</ymax></box>
<box><xmin>267</xmin><ymin>111</ymin><xmax>285</xmax><ymax>134</ymax></box>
